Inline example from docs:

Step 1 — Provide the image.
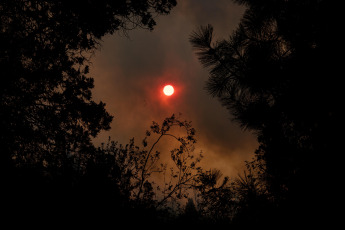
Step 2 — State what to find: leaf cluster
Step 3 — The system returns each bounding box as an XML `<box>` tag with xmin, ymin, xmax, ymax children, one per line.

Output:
<box><xmin>0</xmin><ymin>0</ymin><xmax>177</xmax><ymax>171</ymax></box>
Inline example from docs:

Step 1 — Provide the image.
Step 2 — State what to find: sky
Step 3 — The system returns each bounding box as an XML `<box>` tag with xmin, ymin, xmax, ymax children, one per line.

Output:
<box><xmin>90</xmin><ymin>0</ymin><xmax>258</xmax><ymax>178</ymax></box>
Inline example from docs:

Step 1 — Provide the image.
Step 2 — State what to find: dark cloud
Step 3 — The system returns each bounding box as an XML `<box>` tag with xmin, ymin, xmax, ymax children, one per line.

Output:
<box><xmin>90</xmin><ymin>0</ymin><xmax>257</xmax><ymax>178</ymax></box>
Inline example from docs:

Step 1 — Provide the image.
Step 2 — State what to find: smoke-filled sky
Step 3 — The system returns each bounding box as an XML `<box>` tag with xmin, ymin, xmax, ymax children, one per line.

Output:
<box><xmin>90</xmin><ymin>0</ymin><xmax>258</xmax><ymax>178</ymax></box>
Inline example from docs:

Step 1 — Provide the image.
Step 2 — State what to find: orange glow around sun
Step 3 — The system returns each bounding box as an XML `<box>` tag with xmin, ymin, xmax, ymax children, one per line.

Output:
<box><xmin>163</xmin><ymin>85</ymin><xmax>174</xmax><ymax>96</ymax></box>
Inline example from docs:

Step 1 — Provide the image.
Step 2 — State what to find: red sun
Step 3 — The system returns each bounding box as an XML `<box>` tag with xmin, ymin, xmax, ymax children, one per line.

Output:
<box><xmin>163</xmin><ymin>85</ymin><xmax>174</xmax><ymax>96</ymax></box>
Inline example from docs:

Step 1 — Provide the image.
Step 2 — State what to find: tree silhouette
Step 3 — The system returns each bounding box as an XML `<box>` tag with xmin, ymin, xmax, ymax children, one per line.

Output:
<box><xmin>1</xmin><ymin>0</ymin><xmax>177</xmax><ymax>172</ymax></box>
<box><xmin>0</xmin><ymin>0</ymin><xmax>177</xmax><ymax>225</ymax></box>
<box><xmin>190</xmin><ymin>0</ymin><xmax>341</xmax><ymax>225</ymax></box>
<box><xmin>83</xmin><ymin>114</ymin><xmax>203</xmax><ymax>225</ymax></box>
<box><xmin>194</xmin><ymin>169</ymin><xmax>235</xmax><ymax>224</ymax></box>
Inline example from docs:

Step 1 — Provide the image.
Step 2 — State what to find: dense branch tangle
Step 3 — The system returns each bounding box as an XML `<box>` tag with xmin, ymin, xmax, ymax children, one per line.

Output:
<box><xmin>134</xmin><ymin>114</ymin><xmax>203</xmax><ymax>208</ymax></box>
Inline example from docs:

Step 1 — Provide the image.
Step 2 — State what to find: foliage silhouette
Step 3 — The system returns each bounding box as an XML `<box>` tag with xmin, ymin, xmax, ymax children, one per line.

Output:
<box><xmin>1</xmin><ymin>0</ymin><xmax>177</xmax><ymax>171</ymax></box>
<box><xmin>190</xmin><ymin>0</ymin><xmax>341</xmax><ymax>226</ymax></box>
<box><xmin>0</xmin><ymin>0</ymin><xmax>177</xmax><ymax>226</ymax></box>
<box><xmin>95</xmin><ymin>114</ymin><xmax>203</xmax><ymax>215</ymax></box>
<box><xmin>194</xmin><ymin>168</ymin><xmax>235</xmax><ymax>224</ymax></box>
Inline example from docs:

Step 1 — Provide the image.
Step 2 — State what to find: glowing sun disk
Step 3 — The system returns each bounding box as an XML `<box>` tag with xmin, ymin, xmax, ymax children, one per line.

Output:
<box><xmin>163</xmin><ymin>85</ymin><xmax>174</xmax><ymax>96</ymax></box>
